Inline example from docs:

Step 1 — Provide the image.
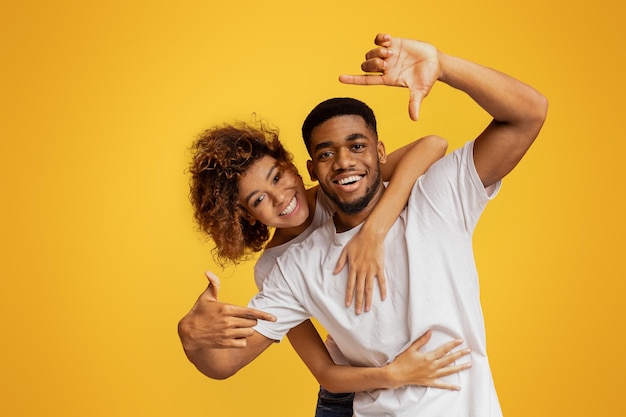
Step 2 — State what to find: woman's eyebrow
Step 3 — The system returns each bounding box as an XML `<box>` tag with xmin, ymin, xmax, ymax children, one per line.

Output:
<box><xmin>243</xmin><ymin>164</ymin><xmax>279</xmax><ymax>205</ymax></box>
<box><xmin>265</xmin><ymin>164</ymin><xmax>278</xmax><ymax>181</ymax></box>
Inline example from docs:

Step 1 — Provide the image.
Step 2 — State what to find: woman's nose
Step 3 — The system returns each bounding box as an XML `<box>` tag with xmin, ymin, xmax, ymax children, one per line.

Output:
<box><xmin>271</xmin><ymin>188</ymin><xmax>287</xmax><ymax>206</ymax></box>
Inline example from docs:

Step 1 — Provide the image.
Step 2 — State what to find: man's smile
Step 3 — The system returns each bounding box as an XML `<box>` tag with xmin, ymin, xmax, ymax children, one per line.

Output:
<box><xmin>335</xmin><ymin>175</ymin><xmax>364</xmax><ymax>186</ymax></box>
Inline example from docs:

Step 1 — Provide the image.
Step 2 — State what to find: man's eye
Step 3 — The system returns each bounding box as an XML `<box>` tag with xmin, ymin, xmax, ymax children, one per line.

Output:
<box><xmin>319</xmin><ymin>151</ymin><xmax>333</xmax><ymax>160</ymax></box>
<box><xmin>352</xmin><ymin>144</ymin><xmax>365</xmax><ymax>151</ymax></box>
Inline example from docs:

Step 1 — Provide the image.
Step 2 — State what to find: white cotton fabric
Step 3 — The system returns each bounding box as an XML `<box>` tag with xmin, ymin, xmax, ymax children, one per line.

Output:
<box><xmin>250</xmin><ymin>141</ymin><xmax>503</xmax><ymax>417</ymax></box>
<box><xmin>254</xmin><ymin>189</ymin><xmax>349</xmax><ymax>365</ymax></box>
<box><xmin>253</xmin><ymin>189</ymin><xmax>334</xmax><ymax>291</ymax></box>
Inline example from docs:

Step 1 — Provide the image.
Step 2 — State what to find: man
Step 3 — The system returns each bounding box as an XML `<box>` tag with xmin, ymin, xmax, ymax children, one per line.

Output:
<box><xmin>179</xmin><ymin>33</ymin><xmax>547</xmax><ymax>416</ymax></box>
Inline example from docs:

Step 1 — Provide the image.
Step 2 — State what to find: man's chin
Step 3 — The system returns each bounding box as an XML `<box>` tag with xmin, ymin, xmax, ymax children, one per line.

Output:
<box><xmin>334</xmin><ymin>196</ymin><xmax>371</xmax><ymax>215</ymax></box>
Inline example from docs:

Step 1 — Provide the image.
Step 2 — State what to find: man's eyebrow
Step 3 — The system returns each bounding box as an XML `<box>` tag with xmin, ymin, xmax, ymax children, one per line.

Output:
<box><xmin>346</xmin><ymin>133</ymin><xmax>367</xmax><ymax>142</ymax></box>
<box><xmin>313</xmin><ymin>141</ymin><xmax>333</xmax><ymax>153</ymax></box>
<box><xmin>243</xmin><ymin>164</ymin><xmax>278</xmax><ymax>205</ymax></box>
<box><xmin>312</xmin><ymin>133</ymin><xmax>368</xmax><ymax>153</ymax></box>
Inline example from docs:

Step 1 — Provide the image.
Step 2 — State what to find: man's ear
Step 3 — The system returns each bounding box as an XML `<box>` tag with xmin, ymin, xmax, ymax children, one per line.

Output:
<box><xmin>307</xmin><ymin>160</ymin><xmax>317</xmax><ymax>181</ymax></box>
<box><xmin>377</xmin><ymin>141</ymin><xmax>387</xmax><ymax>164</ymax></box>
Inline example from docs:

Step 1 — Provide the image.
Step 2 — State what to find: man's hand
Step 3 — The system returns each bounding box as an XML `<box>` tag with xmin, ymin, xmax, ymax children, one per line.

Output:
<box><xmin>339</xmin><ymin>33</ymin><xmax>441</xmax><ymax>121</ymax></box>
<box><xmin>178</xmin><ymin>271</ymin><xmax>276</xmax><ymax>351</ymax></box>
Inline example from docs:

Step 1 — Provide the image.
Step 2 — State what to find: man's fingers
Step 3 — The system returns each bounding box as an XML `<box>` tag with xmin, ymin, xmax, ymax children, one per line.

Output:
<box><xmin>374</xmin><ymin>33</ymin><xmax>392</xmax><ymax>47</ymax></box>
<box><xmin>338</xmin><ymin>74</ymin><xmax>385</xmax><ymax>86</ymax></box>
<box><xmin>408</xmin><ymin>91</ymin><xmax>424</xmax><ymax>121</ymax></box>
<box><xmin>365</xmin><ymin>47</ymin><xmax>392</xmax><ymax>61</ymax></box>
<box><xmin>361</xmin><ymin>57</ymin><xmax>387</xmax><ymax>74</ymax></box>
<box><xmin>226</xmin><ymin>305</ymin><xmax>276</xmax><ymax>322</ymax></box>
<box><xmin>205</xmin><ymin>271</ymin><xmax>221</xmax><ymax>300</ymax></box>
<box><xmin>242</xmin><ymin>308</ymin><xmax>276</xmax><ymax>322</ymax></box>
<box><xmin>225</xmin><ymin>338</ymin><xmax>248</xmax><ymax>349</ymax></box>
<box><xmin>205</xmin><ymin>271</ymin><xmax>221</xmax><ymax>288</ymax></box>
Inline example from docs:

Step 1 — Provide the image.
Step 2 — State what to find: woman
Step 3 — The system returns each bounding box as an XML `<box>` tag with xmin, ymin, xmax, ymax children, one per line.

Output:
<box><xmin>182</xmin><ymin>119</ymin><xmax>470</xmax><ymax>416</ymax></box>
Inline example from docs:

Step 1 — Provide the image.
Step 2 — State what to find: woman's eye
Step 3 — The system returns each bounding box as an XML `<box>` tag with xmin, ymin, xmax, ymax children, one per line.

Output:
<box><xmin>253</xmin><ymin>195</ymin><xmax>265</xmax><ymax>207</ymax></box>
<box><xmin>273</xmin><ymin>174</ymin><xmax>280</xmax><ymax>184</ymax></box>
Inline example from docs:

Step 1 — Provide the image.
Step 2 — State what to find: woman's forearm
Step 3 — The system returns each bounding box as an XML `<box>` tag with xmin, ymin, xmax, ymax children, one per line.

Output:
<box><xmin>286</xmin><ymin>320</ymin><xmax>401</xmax><ymax>392</ymax></box>
<box><xmin>365</xmin><ymin>134</ymin><xmax>447</xmax><ymax>238</ymax></box>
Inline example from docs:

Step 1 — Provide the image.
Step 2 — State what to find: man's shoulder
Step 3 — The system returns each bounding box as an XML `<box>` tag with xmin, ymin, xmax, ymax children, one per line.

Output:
<box><xmin>416</xmin><ymin>141</ymin><xmax>475</xmax><ymax>184</ymax></box>
<box><xmin>406</xmin><ymin>141</ymin><xmax>479</xmax><ymax>208</ymax></box>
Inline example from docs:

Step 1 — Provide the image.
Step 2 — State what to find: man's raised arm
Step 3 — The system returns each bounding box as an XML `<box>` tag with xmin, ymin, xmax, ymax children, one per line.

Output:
<box><xmin>340</xmin><ymin>33</ymin><xmax>548</xmax><ymax>187</ymax></box>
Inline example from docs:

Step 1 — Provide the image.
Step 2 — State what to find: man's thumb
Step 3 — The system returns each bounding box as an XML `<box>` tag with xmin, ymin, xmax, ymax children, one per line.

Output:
<box><xmin>205</xmin><ymin>271</ymin><xmax>221</xmax><ymax>301</ymax></box>
<box><xmin>408</xmin><ymin>90</ymin><xmax>423</xmax><ymax>121</ymax></box>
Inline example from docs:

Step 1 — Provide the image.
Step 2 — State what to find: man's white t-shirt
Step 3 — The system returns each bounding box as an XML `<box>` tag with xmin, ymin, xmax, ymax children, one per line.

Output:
<box><xmin>254</xmin><ymin>189</ymin><xmax>349</xmax><ymax>365</ymax></box>
<box><xmin>250</xmin><ymin>141</ymin><xmax>503</xmax><ymax>417</ymax></box>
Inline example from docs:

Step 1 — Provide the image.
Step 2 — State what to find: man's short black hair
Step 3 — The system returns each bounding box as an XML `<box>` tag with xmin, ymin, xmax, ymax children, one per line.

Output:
<box><xmin>301</xmin><ymin>97</ymin><xmax>378</xmax><ymax>153</ymax></box>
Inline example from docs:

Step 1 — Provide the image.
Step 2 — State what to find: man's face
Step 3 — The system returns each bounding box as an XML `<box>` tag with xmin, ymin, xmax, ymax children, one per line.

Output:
<box><xmin>306</xmin><ymin>115</ymin><xmax>386</xmax><ymax>215</ymax></box>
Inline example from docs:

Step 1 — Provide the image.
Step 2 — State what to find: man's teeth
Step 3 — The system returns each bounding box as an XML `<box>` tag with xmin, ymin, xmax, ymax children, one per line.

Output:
<box><xmin>337</xmin><ymin>175</ymin><xmax>362</xmax><ymax>185</ymax></box>
<box><xmin>280</xmin><ymin>197</ymin><xmax>297</xmax><ymax>216</ymax></box>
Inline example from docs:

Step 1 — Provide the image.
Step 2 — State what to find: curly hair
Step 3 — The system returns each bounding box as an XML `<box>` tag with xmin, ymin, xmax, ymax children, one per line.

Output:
<box><xmin>188</xmin><ymin>120</ymin><xmax>297</xmax><ymax>266</ymax></box>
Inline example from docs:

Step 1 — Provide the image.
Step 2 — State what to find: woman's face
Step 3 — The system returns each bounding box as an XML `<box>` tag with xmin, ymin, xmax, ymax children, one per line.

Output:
<box><xmin>237</xmin><ymin>155</ymin><xmax>309</xmax><ymax>229</ymax></box>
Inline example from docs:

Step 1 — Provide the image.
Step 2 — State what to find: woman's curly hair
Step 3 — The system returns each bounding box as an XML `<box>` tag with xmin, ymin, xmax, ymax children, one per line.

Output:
<box><xmin>188</xmin><ymin>120</ymin><xmax>298</xmax><ymax>266</ymax></box>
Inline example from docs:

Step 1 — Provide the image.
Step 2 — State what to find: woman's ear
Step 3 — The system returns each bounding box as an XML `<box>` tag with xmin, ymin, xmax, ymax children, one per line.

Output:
<box><xmin>242</xmin><ymin>209</ymin><xmax>256</xmax><ymax>226</ymax></box>
<box><xmin>307</xmin><ymin>160</ymin><xmax>318</xmax><ymax>181</ymax></box>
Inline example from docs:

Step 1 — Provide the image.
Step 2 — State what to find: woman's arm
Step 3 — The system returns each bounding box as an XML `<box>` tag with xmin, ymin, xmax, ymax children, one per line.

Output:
<box><xmin>287</xmin><ymin>320</ymin><xmax>470</xmax><ymax>393</ymax></box>
<box><xmin>335</xmin><ymin>135</ymin><xmax>448</xmax><ymax>313</ymax></box>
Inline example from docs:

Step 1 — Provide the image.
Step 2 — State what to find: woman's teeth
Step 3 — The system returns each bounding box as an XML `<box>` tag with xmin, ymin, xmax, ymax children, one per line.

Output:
<box><xmin>280</xmin><ymin>196</ymin><xmax>297</xmax><ymax>216</ymax></box>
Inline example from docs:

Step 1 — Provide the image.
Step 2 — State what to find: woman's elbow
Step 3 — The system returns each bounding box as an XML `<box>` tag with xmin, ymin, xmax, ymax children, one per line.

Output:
<box><xmin>423</xmin><ymin>134</ymin><xmax>449</xmax><ymax>156</ymax></box>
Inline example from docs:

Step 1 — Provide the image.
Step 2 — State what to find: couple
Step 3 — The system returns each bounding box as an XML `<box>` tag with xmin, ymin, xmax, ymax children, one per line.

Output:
<box><xmin>178</xmin><ymin>33</ymin><xmax>547</xmax><ymax>417</ymax></box>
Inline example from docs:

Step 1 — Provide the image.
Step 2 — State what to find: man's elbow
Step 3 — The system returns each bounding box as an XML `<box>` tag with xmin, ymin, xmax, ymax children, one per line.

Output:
<box><xmin>184</xmin><ymin>349</ymin><xmax>241</xmax><ymax>380</ymax></box>
<box><xmin>196</xmin><ymin>363</ymin><xmax>239</xmax><ymax>380</ymax></box>
<box><xmin>517</xmin><ymin>91</ymin><xmax>548</xmax><ymax>147</ymax></box>
<box><xmin>181</xmin><ymin>345</ymin><xmax>240</xmax><ymax>380</ymax></box>
<box><xmin>529</xmin><ymin>91</ymin><xmax>549</xmax><ymax>131</ymax></box>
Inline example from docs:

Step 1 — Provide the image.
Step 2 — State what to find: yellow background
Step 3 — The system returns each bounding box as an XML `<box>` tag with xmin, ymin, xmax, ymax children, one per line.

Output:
<box><xmin>1</xmin><ymin>1</ymin><xmax>624</xmax><ymax>416</ymax></box>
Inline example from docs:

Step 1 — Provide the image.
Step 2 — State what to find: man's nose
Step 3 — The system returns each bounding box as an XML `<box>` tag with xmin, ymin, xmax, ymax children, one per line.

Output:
<box><xmin>333</xmin><ymin>148</ymin><xmax>355</xmax><ymax>170</ymax></box>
